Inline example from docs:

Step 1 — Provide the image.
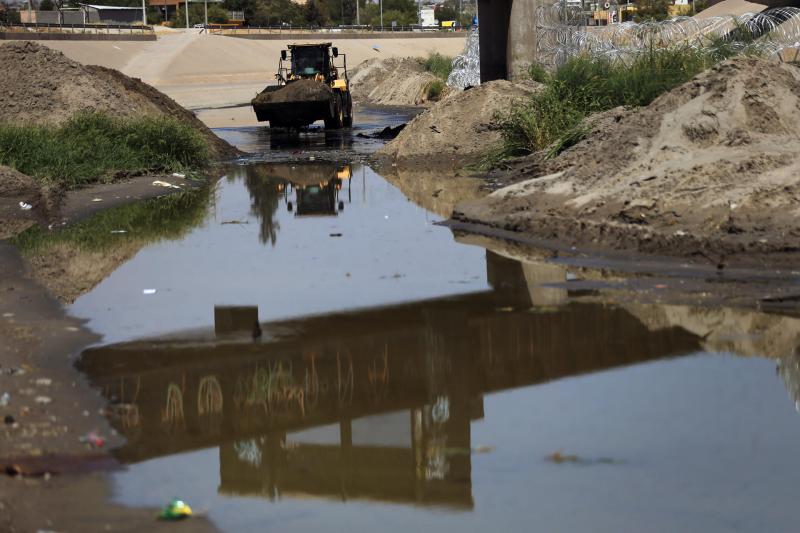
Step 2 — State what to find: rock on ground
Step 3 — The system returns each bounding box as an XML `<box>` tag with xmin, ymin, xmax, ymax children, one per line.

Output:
<box><xmin>0</xmin><ymin>41</ymin><xmax>238</xmax><ymax>159</ymax></box>
<box><xmin>0</xmin><ymin>166</ymin><xmax>50</xmax><ymax>240</ymax></box>
<box><xmin>377</xmin><ymin>79</ymin><xmax>540</xmax><ymax>168</ymax></box>
<box><xmin>455</xmin><ymin>58</ymin><xmax>800</xmax><ymax>267</ymax></box>
<box><xmin>349</xmin><ymin>57</ymin><xmax>442</xmax><ymax>107</ymax></box>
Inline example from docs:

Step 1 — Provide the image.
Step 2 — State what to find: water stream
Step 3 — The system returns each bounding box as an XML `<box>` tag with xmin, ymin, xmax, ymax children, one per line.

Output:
<box><xmin>60</xmin><ymin>119</ymin><xmax>800</xmax><ymax>533</ymax></box>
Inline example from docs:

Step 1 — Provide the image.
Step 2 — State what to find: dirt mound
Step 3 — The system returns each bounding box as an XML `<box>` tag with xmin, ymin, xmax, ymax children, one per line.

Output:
<box><xmin>252</xmin><ymin>79</ymin><xmax>333</xmax><ymax>105</ymax></box>
<box><xmin>455</xmin><ymin>58</ymin><xmax>800</xmax><ymax>267</ymax></box>
<box><xmin>0</xmin><ymin>166</ymin><xmax>46</xmax><ymax>240</ymax></box>
<box><xmin>378</xmin><ymin>80</ymin><xmax>540</xmax><ymax>167</ymax></box>
<box><xmin>0</xmin><ymin>41</ymin><xmax>238</xmax><ymax>159</ymax></box>
<box><xmin>349</xmin><ymin>57</ymin><xmax>442</xmax><ymax>107</ymax></box>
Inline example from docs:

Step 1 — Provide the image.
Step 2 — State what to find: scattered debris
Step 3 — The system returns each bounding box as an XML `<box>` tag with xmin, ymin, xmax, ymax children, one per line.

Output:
<box><xmin>110</xmin><ymin>229</ymin><xmax>128</xmax><ymax>234</ymax></box>
<box><xmin>3</xmin><ymin>415</ymin><xmax>14</xmax><ymax>425</ymax></box>
<box><xmin>357</xmin><ymin>124</ymin><xmax>406</xmax><ymax>140</ymax></box>
<box><xmin>152</xmin><ymin>180</ymin><xmax>182</xmax><ymax>189</ymax></box>
<box><xmin>79</xmin><ymin>431</ymin><xmax>106</xmax><ymax>448</ymax></box>
<box><xmin>546</xmin><ymin>451</ymin><xmax>621</xmax><ymax>465</ymax></box>
<box><xmin>0</xmin><ymin>393</ymin><xmax>9</xmax><ymax>406</ymax></box>
<box><xmin>34</xmin><ymin>395</ymin><xmax>52</xmax><ymax>405</ymax></box>
<box><xmin>18</xmin><ymin>202</ymin><xmax>32</xmax><ymax>211</ymax></box>
<box><xmin>35</xmin><ymin>378</ymin><xmax>52</xmax><ymax>387</ymax></box>
<box><xmin>329</xmin><ymin>233</ymin><xmax>343</xmax><ymax>237</ymax></box>
<box><xmin>158</xmin><ymin>499</ymin><xmax>193</xmax><ymax>521</ymax></box>
<box><xmin>142</xmin><ymin>289</ymin><xmax>157</xmax><ymax>295</ymax></box>
<box><xmin>171</xmin><ymin>172</ymin><xmax>186</xmax><ymax>178</ymax></box>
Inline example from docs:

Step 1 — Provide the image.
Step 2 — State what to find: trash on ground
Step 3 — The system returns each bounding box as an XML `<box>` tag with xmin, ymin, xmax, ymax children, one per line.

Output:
<box><xmin>4</xmin><ymin>415</ymin><xmax>14</xmax><ymax>425</ymax></box>
<box><xmin>142</xmin><ymin>289</ymin><xmax>157</xmax><ymax>295</ymax></box>
<box><xmin>152</xmin><ymin>180</ymin><xmax>182</xmax><ymax>189</ymax></box>
<box><xmin>546</xmin><ymin>451</ymin><xmax>621</xmax><ymax>465</ymax></box>
<box><xmin>35</xmin><ymin>378</ymin><xmax>52</xmax><ymax>387</ymax></box>
<box><xmin>0</xmin><ymin>393</ymin><xmax>9</xmax><ymax>406</ymax></box>
<box><xmin>91</xmin><ymin>198</ymin><xmax>103</xmax><ymax>202</ymax></box>
<box><xmin>110</xmin><ymin>230</ymin><xmax>128</xmax><ymax>234</ymax></box>
<box><xmin>329</xmin><ymin>233</ymin><xmax>343</xmax><ymax>237</ymax></box>
<box><xmin>171</xmin><ymin>172</ymin><xmax>186</xmax><ymax>178</ymax></box>
<box><xmin>159</xmin><ymin>498</ymin><xmax>193</xmax><ymax>521</ymax></box>
<box><xmin>473</xmin><ymin>445</ymin><xmax>494</xmax><ymax>454</ymax></box>
<box><xmin>18</xmin><ymin>202</ymin><xmax>32</xmax><ymax>210</ymax></box>
<box><xmin>34</xmin><ymin>395</ymin><xmax>52</xmax><ymax>405</ymax></box>
<box><xmin>79</xmin><ymin>431</ymin><xmax>106</xmax><ymax>448</ymax></box>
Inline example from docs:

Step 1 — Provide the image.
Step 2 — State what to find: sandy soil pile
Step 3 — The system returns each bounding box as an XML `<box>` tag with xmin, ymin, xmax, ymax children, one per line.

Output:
<box><xmin>349</xmin><ymin>57</ymin><xmax>442</xmax><ymax>106</ymax></box>
<box><xmin>378</xmin><ymin>79</ymin><xmax>540</xmax><ymax>167</ymax></box>
<box><xmin>252</xmin><ymin>79</ymin><xmax>333</xmax><ymax>105</ymax></box>
<box><xmin>0</xmin><ymin>41</ymin><xmax>238</xmax><ymax>159</ymax></box>
<box><xmin>455</xmin><ymin>58</ymin><xmax>800</xmax><ymax>266</ymax></box>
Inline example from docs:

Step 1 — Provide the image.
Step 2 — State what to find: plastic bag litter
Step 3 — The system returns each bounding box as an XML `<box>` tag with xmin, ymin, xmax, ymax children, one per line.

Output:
<box><xmin>159</xmin><ymin>499</ymin><xmax>193</xmax><ymax>521</ymax></box>
<box><xmin>152</xmin><ymin>180</ymin><xmax>182</xmax><ymax>189</ymax></box>
<box><xmin>18</xmin><ymin>202</ymin><xmax>32</xmax><ymax>210</ymax></box>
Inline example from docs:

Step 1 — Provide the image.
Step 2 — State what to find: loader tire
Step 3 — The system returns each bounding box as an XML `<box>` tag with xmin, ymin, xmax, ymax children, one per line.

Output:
<box><xmin>325</xmin><ymin>93</ymin><xmax>344</xmax><ymax>130</ymax></box>
<box><xmin>343</xmin><ymin>92</ymin><xmax>353</xmax><ymax>128</ymax></box>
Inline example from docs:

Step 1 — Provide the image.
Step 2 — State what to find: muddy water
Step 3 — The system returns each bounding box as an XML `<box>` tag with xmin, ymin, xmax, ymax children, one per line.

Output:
<box><xmin>68</xmin><ymin>133</ymin><xmax>800</xmax><ymax>531</ymax></box>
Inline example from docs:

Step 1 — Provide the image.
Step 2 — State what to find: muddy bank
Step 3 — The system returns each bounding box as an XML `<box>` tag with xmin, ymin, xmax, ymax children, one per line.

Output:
<box><xmin>377</xmin><ymin>79</ymin><xmax>539</xmax><ymax>168</ymax></box>
<box><xmin>349</xmin><ymin>57</ymin><xmax>443</xmax><ymax>107</ymax></box>
<box><xmin>0</xmin><ymin>242</ymin><xmax>217</xmax><ymax>532</ymax></box>
<box><xmin>454</xmin><ymin>58</ymin><xmax>800</xmax><ymax>268</ymax></box>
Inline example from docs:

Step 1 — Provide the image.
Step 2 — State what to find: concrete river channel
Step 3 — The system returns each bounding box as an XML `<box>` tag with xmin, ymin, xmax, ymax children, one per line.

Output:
<box><xmin>57</xmin><ymin>108</ymin><xmax>800</xmax><ymax>532</ymax></box>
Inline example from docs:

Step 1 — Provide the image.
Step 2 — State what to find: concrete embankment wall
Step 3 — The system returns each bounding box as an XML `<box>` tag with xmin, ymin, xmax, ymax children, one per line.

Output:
<box><xmin>0</xmin><ymin>32</ymin><xmax>155</xmax><ymax>41</ymax></box>
<box><xmin>227</xmin><ymin>31</ymin><xmax>467</xmax><ymax>40</ymax></box>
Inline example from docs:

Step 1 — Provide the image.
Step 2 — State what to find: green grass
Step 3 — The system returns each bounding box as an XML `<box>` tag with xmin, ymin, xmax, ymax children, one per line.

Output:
<box><xmin>426</xmin><ymin>79</ymin><xmax>446</xmax><ymax>101</ymax></box>
<box><xmin>495</xmin><ymin>41</ymin><xmax>764</xmax><ymax>162</ymax></box>
<box><xmin>423</xmin><ymin>52</ymin><xmax>454</xmax><ymax>81</ymax></box>
<box><xmin>0</xmin><ymin>112</ymin><xmax>210</xmax><ymax>189</ymax></box>
<box><xmin>11</xmin><ymin>186</ymin><xmax>210</xmax><ymax>254</ymax></box>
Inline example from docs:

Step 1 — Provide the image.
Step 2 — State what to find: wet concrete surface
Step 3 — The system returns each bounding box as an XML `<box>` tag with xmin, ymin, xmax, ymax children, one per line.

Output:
<box><xmin>16</xmin><ymin>119</ymin><xmax>800</xmax><ymax>531</ymax></box>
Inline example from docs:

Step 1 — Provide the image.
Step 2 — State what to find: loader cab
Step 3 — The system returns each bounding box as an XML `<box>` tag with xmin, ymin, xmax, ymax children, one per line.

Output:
<box><xmin>280</xmin><ymin>43</ymin><xmax>341</xmax><ymax>84</ymax></box>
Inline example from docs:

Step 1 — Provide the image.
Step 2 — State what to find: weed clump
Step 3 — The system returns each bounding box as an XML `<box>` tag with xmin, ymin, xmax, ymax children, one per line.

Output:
<box><xmin>426</xmin><ymin>79</ymin><xmax>446</xmax><ymax>101</ymax></box>
<box><xmin>423</xmin><ymin>52</ymin><xmax>454</xmax><ymax>81</ymax></box>
<box><xmin>0</xmin><ymin>112</ymin><xmax>210</xmax><ymax>188</ymax></box>
<box><xmin>495</xmin><ymin>41</ymin><xmax>764</xmax><ymax>161</ymax></box>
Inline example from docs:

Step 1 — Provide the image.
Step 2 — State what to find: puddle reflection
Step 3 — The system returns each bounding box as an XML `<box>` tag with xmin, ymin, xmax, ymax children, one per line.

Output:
<box><xmin>80</xmin><ymin>251</ymin><xmax>701</xmax><ymax>508</ymax></box>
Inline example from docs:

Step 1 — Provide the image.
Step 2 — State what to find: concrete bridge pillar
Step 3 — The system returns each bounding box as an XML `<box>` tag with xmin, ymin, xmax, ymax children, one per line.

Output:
<box><xmin>478</xmin><ymin>0</ymin><xmax>539</xmax><ymax>83</ymax></box>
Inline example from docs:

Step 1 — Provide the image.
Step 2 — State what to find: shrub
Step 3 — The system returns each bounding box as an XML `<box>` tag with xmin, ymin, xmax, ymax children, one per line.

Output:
<box><xmin>423</xmin><ymin>52</ymin><xmax>454</xmax><ymax>81</ymax></box>
<box><xmin>0</xmin><ymin>112</ymin><xmax>210</xmax><ymax>188</ymax></box>
<box><xmin>426</xmin><ymin>79</ymin><xmax>445</xmax><ymax>101</ymax></box>
<box><xmin>496</xmin><ymin>43</ymin><xmax>750</xmax><ymax>160</ymax></box>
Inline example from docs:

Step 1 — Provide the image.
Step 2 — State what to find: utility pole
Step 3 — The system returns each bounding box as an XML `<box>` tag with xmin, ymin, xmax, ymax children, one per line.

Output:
<box><xmin>141</xmin><ymin>0</ymin><xmax>146</xmax><ymax>26</ymax></box>
<box><xmin>184</xmin><ymin>0</ymin><xmax>189</xmax><ymax>28</ymax></box>
<box><xmin>418</xmin><ymin>0</ymin><xmax>421</xmax><ymax>26</ymax></box>
<box><xmin>356</xmin><ymin>0</ymin><xmax>359</xmax><ymax>24</ymax></box>
<box><xmin>204</xmin><ymin>0</ymin><xmax>207</xmax><ymax>27</ymax></box>
<box><xmin>380</xmin><ymin>0</ymin><xmax>382</xmax><ymax>28</ymax></box>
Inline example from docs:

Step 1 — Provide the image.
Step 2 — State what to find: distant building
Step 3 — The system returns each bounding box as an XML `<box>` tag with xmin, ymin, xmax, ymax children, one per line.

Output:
<box><xmin>80</xmin><ymin>4</ymin><xmax>143</xmax><ymax>24</ymax></box>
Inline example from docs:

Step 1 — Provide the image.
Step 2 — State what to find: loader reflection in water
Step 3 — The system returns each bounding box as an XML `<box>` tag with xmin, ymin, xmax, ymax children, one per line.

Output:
<box><xmin>79</xmin><ymin>251</ymin><xmax>702</xmax><ymax>509</ymax></box>
<box><xmin>241</xmin><ymin>162</ymin><xmax>352</xmax><ymax>245</ymax></box>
